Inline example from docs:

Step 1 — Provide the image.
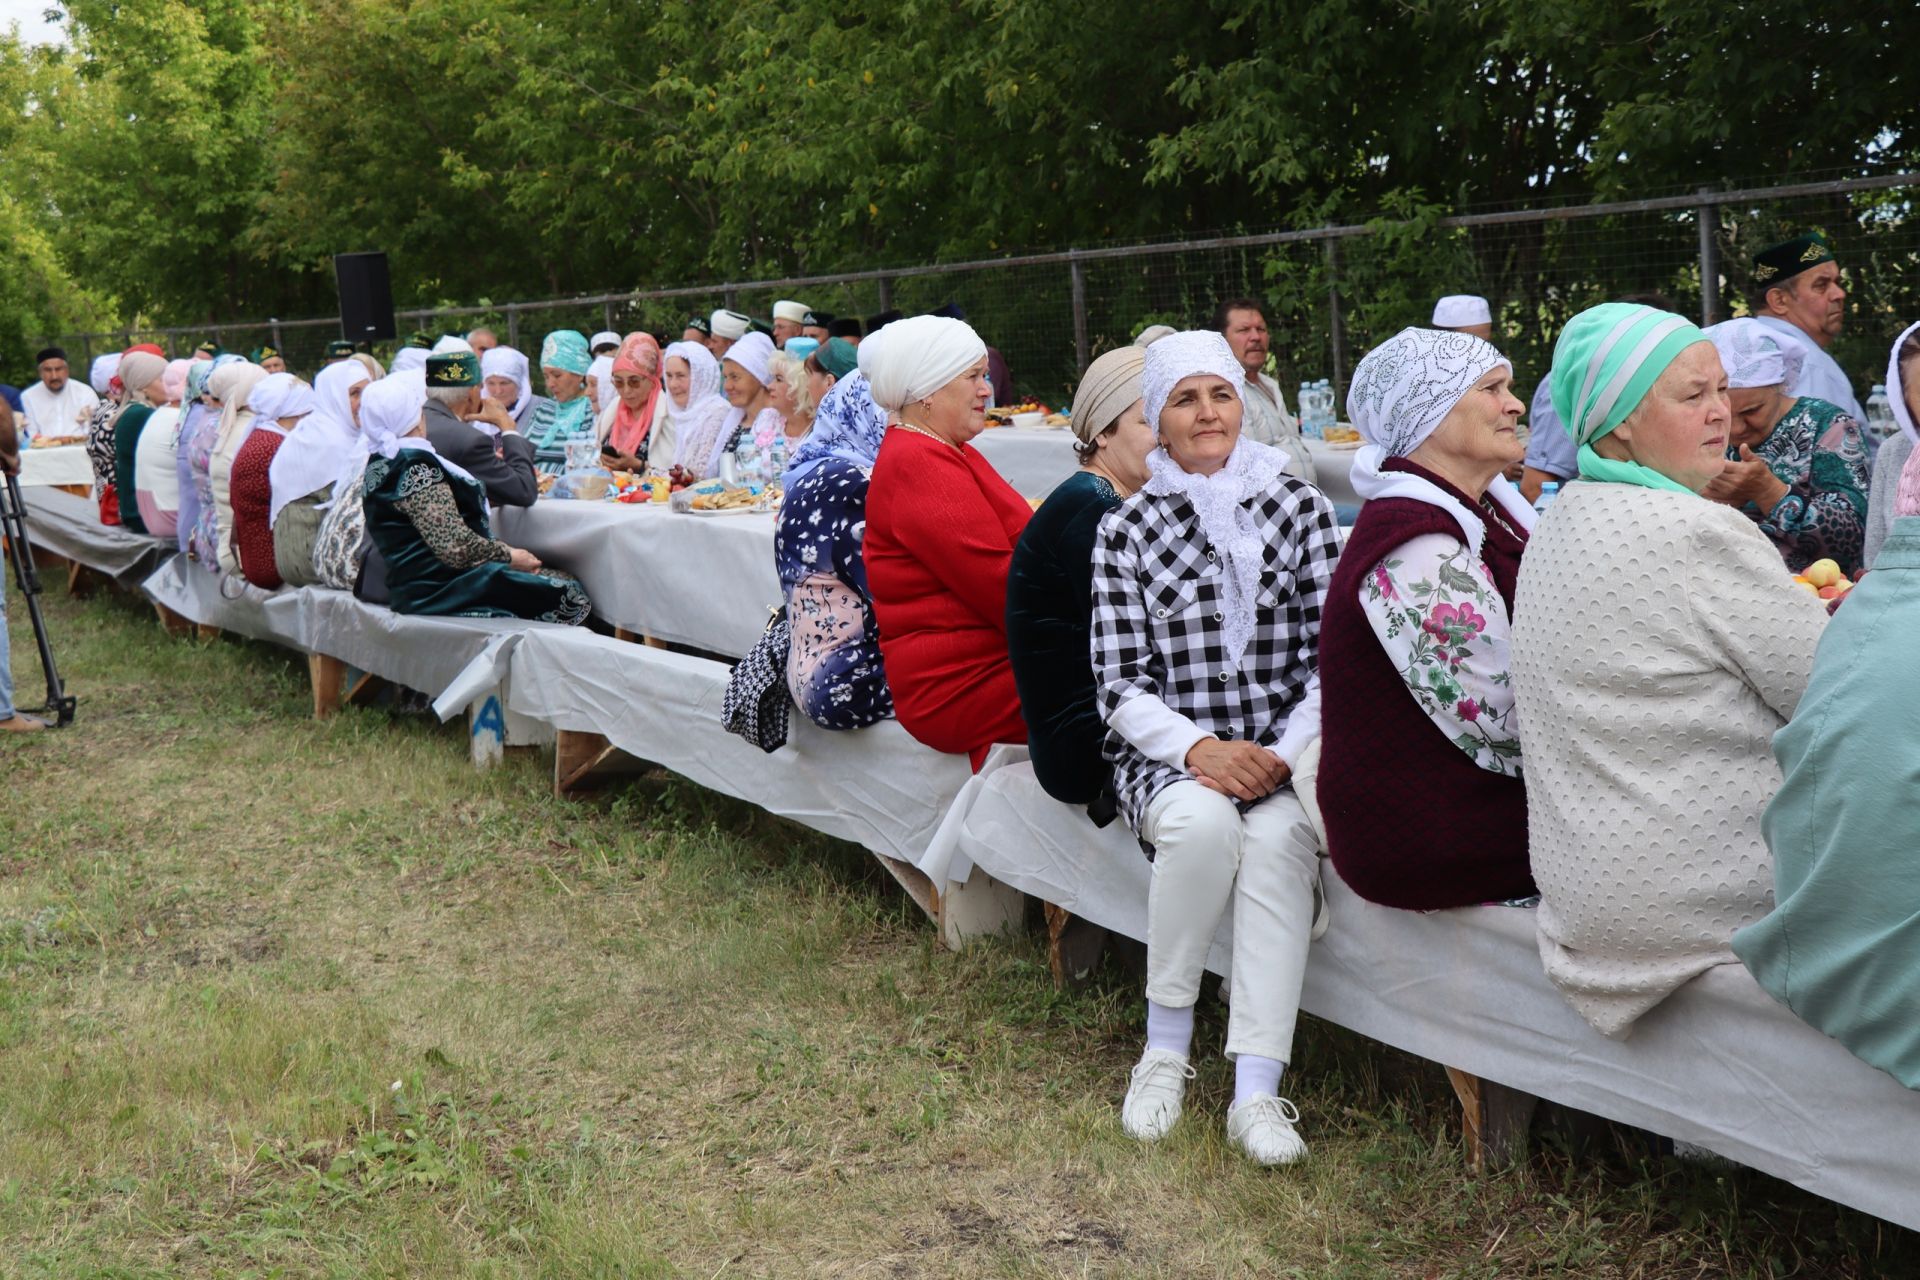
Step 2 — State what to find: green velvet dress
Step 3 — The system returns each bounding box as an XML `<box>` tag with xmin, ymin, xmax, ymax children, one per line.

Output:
<box><xmin>113</xmin><ymin>404</ymin><xmax>157</xmax><ymax>535</ymax></box>
<box><xmin>1005</xmin><ymin>470</ymin><xmax>1121</xmax><ymax>805</ymax></box>
<box><xmin>1735</xmin><ymin>516</ymin><xmax>1920</xmax><ymax>1088</ymax></box>
<box><xmin>362</xmin><ymin>447</ymin><xmax>589</xmax><ymax>624</ymax></box>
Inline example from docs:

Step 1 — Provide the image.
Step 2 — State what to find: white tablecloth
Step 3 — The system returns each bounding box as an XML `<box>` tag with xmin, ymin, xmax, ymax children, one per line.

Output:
<box><xmin>494</xmin><ymin>501</ymin><xmax>781</xmax><ymax>657</ymax></box>
<box><xmin>1302</xmin><ymin>438</ymin><xmax>1361</xmax><ymax>509</ymax></box>
<box><xmin>971</xmin><ymin>428</ymin><xmax>1079</xmax><ymax>497</ymax></box>
<box><xmin>18</xmin><ymin>444</ymin><xmax>93</xmax><ymax>489</ymax></box>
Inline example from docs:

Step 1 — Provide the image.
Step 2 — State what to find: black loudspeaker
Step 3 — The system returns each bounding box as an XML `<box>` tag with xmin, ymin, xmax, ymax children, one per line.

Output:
<box><xmin>334</xmin><ymin>252</ymin><xmax>396</xmax><ymax>342</ymax></box>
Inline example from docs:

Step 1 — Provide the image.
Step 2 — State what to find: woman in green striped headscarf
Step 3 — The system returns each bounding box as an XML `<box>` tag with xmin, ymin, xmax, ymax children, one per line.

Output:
<box><xmin>1508</xmin><ymin>302</ymin><xmax>1831</xmax><ymax>1042</ymax></box>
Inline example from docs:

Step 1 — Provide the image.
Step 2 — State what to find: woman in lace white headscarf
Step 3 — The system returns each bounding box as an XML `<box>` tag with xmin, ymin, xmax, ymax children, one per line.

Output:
<box><xmin>661</xmin><ymin>340</ymin><xmax>731</xmax><ymax>480</ymax></box>
<box><xmin>1316</xmin><ymin>327</ymin><xmax>1536</xmax><ymax>913</ymax></box>
<box><xmin>1090</xmin><ymin>329</ymin><xmax>1340</xmax><ymax>1169</ymax></box>
<box><xmin>1864</xmin><ymin>322</ymin><xmax>1920</xmax><ymax>568</ymax></box>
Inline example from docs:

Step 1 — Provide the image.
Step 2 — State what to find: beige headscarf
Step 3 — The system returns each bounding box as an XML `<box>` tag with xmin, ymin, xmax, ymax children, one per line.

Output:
<box><xmin>1070</xmin><ymin>346</ymin><xmax>1146</xmax><ymax>444</ymax></box>
<box><xmin>208</xmin><ymin>361</ymin><xmax>270</xmax><ymax>452</ymax></box>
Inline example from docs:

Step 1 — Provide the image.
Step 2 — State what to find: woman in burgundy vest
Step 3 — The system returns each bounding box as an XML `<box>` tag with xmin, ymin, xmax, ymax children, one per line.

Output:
<box><xmin>1318</xmin><ymin>327</ymin><xmax>1539</xmax><ymax>909</ymax></box>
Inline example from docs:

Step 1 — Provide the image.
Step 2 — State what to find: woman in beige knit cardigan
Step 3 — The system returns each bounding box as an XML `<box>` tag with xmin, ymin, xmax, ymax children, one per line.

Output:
<box><xmin>1510</xmin><ymin>303</ymin><xmax>1829</xmax><ymax>1039</ymax></box>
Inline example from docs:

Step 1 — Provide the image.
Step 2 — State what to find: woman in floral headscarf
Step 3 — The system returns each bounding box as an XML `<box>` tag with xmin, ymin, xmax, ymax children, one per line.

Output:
<box><xmin>1318</xmin><ymin>327</ymin><xmax>1538</xmax><ymax>911</ymax></box>
<box><xmin>525</xmin><ymin>329</ymin><xmax>596</xmax><ymax>474</ymax></box>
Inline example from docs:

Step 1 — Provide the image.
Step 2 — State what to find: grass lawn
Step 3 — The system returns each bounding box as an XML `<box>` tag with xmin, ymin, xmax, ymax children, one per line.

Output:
<box><xmin>2</xmin><ymin>582</ymin><xmax>1916</xmax><ymax>1278</ymax></box>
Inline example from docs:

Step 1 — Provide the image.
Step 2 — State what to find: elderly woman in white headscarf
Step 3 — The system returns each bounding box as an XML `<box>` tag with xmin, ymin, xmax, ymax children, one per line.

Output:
<box><xmin>1314</xmin><ymin>329</ymin><xmax>1537</xmax><ymax>912</ymax></box>
<box><xmin>207</xmin><ymin>359</ymin><xmax>272</xmax><ymax>574</ymax></box>
<box><xmin>1005</xmin><ymin>344</ymin><xmax>1155</xmax><ymax>808</ymax></box>
<box><xmin>1864</xmin><ymin>323</ymin><xmax>1920</xmax><ymax>568</ymax></box>
<box><xmin>861</xmin><ymin>315</ymin><xmax>1032</xmax><ymax>768</ymax></box>
<box><xmin>1699</xmin><ymin>317</ymin><xmax>1869</xmax><ymax>575</ymax></box>
<box><xmin>663</xmin><ymin>340</ymin><xmax>733</xmax><ymax>481</ymax></box>
<box><xmin>228</xmin><ymin>373</ymin><xmax>316</xmax><ymax>589</ymax></box>
<box><xmin>479</xmin><ymin>345</ymin><xmax>546</xmax><ymax>430</ymax></box>
<box><xmin>268</xmin><ymin>359</ymin><xmax>369</xmax><ymax>587</ymax></box>
<box><xmin>1510</xmin><ymin>303</ymin><xmax>1829</xmax><ymax>1040</ymax></box>
<box><xmin>704</xmin><ymin>332</ymin><xmax>787</xmax><ymax>482</ymax></box>
<box><xmin>1090</xmin><ymin>330</ymin><xmax>1340</xmax><ymax>1168</ymax></box>
<box><xmin>357</xmin><ymin>374</ymin><xmax>588</xmax><ymax>624</ymax></box>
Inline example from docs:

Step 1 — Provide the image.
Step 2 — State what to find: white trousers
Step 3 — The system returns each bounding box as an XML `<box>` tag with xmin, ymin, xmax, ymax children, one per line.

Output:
<box><xmin>1143</xmin><ymin>780</ymin><xmax>1322</xmax><ymax>1062</ymax></box>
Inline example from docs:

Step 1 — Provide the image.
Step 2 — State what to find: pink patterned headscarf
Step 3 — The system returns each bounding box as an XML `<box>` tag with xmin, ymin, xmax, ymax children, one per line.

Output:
<box><xmin>607</xmin><ymin>332</ymin><xmax>663</xmax><ymax>456</ymax></box>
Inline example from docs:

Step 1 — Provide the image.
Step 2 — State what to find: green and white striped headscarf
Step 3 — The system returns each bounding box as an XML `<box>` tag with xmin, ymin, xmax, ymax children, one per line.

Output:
<box><xmin>1549</xmin><ymin>302</ymin><xmax>1710</xmax><ymax>496</ymax></box>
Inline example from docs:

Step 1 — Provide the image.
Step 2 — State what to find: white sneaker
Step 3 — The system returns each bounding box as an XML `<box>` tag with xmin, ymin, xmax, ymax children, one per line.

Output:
<box><xmin>1226</xmin><ymin>1095</ymin><xmax>1308</xmax><ymax>1166</ymax></box>
<box><xmin>1121</xmin><ymin>1049</ymin><xmax>1195</xmax><ymax>1142</ymax></box>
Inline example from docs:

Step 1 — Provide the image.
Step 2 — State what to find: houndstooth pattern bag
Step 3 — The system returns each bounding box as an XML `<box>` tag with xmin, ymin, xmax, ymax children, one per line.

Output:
<box><xmin>721</xmin><ymin>606</ymin><xmax>793</xmax><ymax>753</ymax></box>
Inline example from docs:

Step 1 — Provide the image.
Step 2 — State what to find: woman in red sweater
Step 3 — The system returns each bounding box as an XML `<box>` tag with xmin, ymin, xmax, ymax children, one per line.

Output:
<box><xmin>861</xmin><ymin>315</ymin><xmax>1031</xmax><ymax>768</ymax></box>
<box><xmin>228</xmin><ymin>373</ymin><xmax>315</xmax><ymax>590</ymax></box>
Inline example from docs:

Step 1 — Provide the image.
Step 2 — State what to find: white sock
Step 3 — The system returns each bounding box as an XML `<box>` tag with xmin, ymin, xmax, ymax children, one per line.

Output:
<box><xmin>1144</xmin><ymin>999</ymin><xmax>1195</xmax><ymax>1060</ymax></box>
<box><xmin>1233</xmin><ymin>1054</ymin><xmax>1285</xmax><ymax>1106</ymax></box>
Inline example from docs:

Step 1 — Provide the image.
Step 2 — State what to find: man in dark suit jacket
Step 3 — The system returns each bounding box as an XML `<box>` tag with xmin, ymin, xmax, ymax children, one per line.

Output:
<box><xmin>421</xmin><ymin>351</ymin><xmax>539</xmax><ymax>508</ymax></box>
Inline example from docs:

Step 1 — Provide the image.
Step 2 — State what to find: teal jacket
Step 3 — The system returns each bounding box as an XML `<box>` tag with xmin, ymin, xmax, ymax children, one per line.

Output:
<box><xmin>1734</xmin><ymin>517</ymin><xmax>1920</xmax><ymax>1089</ymax></box>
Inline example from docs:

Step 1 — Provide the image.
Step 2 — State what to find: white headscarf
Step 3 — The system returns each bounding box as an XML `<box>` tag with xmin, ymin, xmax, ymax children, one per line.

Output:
<box><xmin>391</xmin><ymin>347</ymin><xmax>429</xmax><ymax>375</ymax></box>
<box><xmin>1138</xmin><ymin>329</ymin><xmax>1287</xmax><ymax>667</ymax></box>
<box><xmin>1344</xmin><ymin>327</ymin><xmax>1534</xmax><ymax>554</ymax></box>
<box><xmin>1887</xmin><ymin>321</ymin><xmax>1920</xmax><ymax>446</ymax></box>
<box><xmin>244</xmin><ymin>372</ymin><xmax>316</xmax><ymax>425</ymax></box>
<box><xmin>480</xmin><ymin>345</ymin><xmax>533</xmax><ymax>419</ymax></box>
<box><xmin>90</xmin><ymin>352</ymin><xmax>121</xmax><ymax>396</ymax></box>
<box><xmin>1704</xmin><ymin>317</ymin><xmax>1806</xmax><ymax>391</ymax></box>
<box><xmin>587</xmin><ymin>354</ymin><xmax>615</xmax><ymax>414</ymax></box>
<box><xmin>722</xmin><ymin>331</ymin><xmax>776</xmax><ymax>389</ymax></box>
<box><xmin>663</xmin><ymin>340</ymin><xmax>723</xmax><ymax>413</ymax></box>
<box><xmin>360</xmin><ymin>371</ymin><xmax>430</xmax><ymax>460</ymax></box>
<box><xmin>1141</xmin><ymin>329</ymin><xmax>1243</xmax><ymax>430</ymax></box>
<box><xmin>859</xmin><ymin>315</ymin><xmax>986</xmax><ymax>413</ymax></box>
<box><xmin>431</xmin><ymin>335</ymin><xmax>474</xmax><ymax>355</ymax></box>
<box><xmin>269</xmin><ymin>359</ymin><xmax>367</xmax><ymax>527</ymax></box>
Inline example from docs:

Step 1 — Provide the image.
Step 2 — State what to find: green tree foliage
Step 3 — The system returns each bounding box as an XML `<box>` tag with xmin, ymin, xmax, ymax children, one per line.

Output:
<box><xmin>0</xmin><ymin>0</ymin><xmax>1908</xmax><ymax>381</ymax></box>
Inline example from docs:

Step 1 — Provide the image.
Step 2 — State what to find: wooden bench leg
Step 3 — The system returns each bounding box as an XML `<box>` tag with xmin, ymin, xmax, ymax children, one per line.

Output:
<box><xmin>1446</xmin><ymin>1066</ymin><xmax>1539</xmax><ymax>1172</ymax></box>
<box><xmin>307</xmin><ymin>653</ymin><xmax>346</xmax><ymax>720</ymax></box>
<box><xmin>874</xmin><ymin>854</ymin><xmax>941</xmax><ymax>926</ymax></box>
<box><xmin>194</xmin><ymin>624</ymin><xmax>221</xmax><ymax>642</ymax></box>
<box><xmin>552</xmin><ymin>729</ymin><xmax>646</xmax><ymax>798</ymax></box>
<box><xmin>65</xmin><ymin>558</ymin><xmax>96</xmax><ymax>598</ymax></box>
<box><xmin>938</xmin><ymin>866</ymin><xmax>1025</xmax><ymax>950</ymax></box>
<box><xmin>154</xmin><ymin>602</ymin><xmax>193</xmax><ymax>638</ymax></box>
<box><xmin>344</xmin><ymin>671</ymin><xmax>387</xmax><ymax>707</ymax></box>
<box><xmin>1045</xmin><ymin>903</ymin><xmax>1109</xmax><ymax>989</ymax></box>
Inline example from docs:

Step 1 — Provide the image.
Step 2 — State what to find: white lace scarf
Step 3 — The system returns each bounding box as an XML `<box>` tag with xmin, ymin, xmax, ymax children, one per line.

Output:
<box><xmin>1140</xmin><ymin>438</ymin><xmax>1290</xmax><ymax>666</ymax></box>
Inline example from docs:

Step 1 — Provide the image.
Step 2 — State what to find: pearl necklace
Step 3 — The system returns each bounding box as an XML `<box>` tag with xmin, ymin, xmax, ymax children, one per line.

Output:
<box><xmin>893</xmin><ymin>420</ymin><xmax>958</xmax><ymax>450</ymax></box>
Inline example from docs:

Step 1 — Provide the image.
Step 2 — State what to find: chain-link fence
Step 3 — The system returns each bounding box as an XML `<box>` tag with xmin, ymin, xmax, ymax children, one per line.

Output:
<box><xmin>34</xmin><ymin>173</ymin><xmax>1916</xmax><ymax>408</ymax></box>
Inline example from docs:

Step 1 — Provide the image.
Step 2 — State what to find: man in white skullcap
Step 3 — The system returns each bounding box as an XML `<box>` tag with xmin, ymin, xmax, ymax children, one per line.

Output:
<box><xmin>1431</xmin><ymin>295</ymin><xmax>1493</xmax><ymax>340</ymax></box>
<box><xmin>708</xmin><ymin>309</ymin><xmax>751</xmax><ymax>359</ymax></box>
<box><xmin>588</xmin><ymin>331</ymin><xmax>621</xmax><ymax>359</ymax></box>
<box><xmin>771</xmin><ymin>301</ymin><xmax>810</xmax><ymax>349</ymax></box>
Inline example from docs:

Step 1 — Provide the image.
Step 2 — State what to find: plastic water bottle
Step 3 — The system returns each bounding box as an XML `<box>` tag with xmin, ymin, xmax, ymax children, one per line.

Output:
<box><xmin>1865</xmin><ymin>385</ymin><xmax>1895</xmax><ymax>444</ymax></box>
<box><xmin>1316</xmin><ymin>379</ymin><xmax>1336</xmax><ymax>436</ymax></box>
<box><xmin>1533</xmin><ymin>481</ymin><xmax>1561</xmax><ymax>516</ymax></box>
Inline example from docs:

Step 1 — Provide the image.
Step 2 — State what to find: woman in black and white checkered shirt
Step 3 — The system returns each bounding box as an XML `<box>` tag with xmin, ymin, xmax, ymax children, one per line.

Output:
<box><xmin>1092</xmin><ymin>330</ymin><xmax>1342</xmax><ymax>1168</ymax></box>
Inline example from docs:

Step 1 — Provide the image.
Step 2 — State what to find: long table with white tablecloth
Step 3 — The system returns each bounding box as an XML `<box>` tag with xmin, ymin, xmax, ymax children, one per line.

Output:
<box><xmin>17</xmin><ymin>444</ymin><xmax>95</xmax><ymax>490</ymax></box>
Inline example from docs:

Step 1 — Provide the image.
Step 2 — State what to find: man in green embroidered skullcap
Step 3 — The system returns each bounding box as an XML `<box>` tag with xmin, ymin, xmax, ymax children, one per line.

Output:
<box><xmin>404</xmin><ymin>331</ymin><xmax>434</xmax><ymax>350</ymax></box>
<box><xmin>422</xmin><ymin>350</ymin><xmax>538</xmax><ymax>508</ymax></box>
<box><xmin>251</xmin><ymin>345</ymin><xmax>288</xmax><ymax>375</ymax></box>
<box><xmin>324</xmin><ymin>340</ymin><xmax>355</xmax><ymax>363</ymax></box>
<box><xmin>1746</xmin><ymin>231</ymin><xmax>1861</xmax><ymax>421</ymax></box>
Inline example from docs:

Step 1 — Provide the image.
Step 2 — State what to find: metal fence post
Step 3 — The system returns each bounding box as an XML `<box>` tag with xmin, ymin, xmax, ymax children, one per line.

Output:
<box><xmin>603</xmin><ymin>302</ymin><xmax>615</xmax><ymax>333</ymax></box>
<box><xmin>1696</xmin><ymin>187</ymin><xmax>1721</xmax><ymax>328</ymax></box>
<box><xmin>724</xmin><ymin>286</ymin><xmax>740</xmax><ymax>311</ymax></box>
<box><xmin>1069</xmin><ymin>253</ymin><xmax>1089</xmax><ymax>375</ymax></box>
<box><xmin>877</xmin><ymin>277</ymin><xmax>893</xmax><ymax>312</ymax></box>
<box><xmin>1325</xmin><ymin>238</ymin><xmax>1346</xmax><ymax>404</ymax></box>
<box><xmin>506</xmin><ymin>304</ymin><xmax>520</xmax><ymax>350</ymax></box>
